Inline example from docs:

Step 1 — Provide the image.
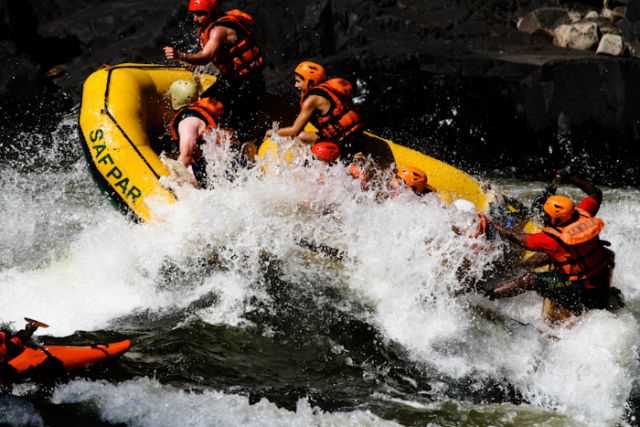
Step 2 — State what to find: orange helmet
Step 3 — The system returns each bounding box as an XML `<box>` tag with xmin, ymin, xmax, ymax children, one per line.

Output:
<box><xmin>294</xmin><ymin>61</ymin><xmax>326</xmax><ymax>94</ymax></box>
<box><xmin>543</xmin><ymin>195</ymin><xmax>575</xmax><ymax>225</ymax></box>
<box><xmin>310</xmin><ymin>141</ymin><xmax>340</xmax><ymax>163</ymax></box>
<box><xmin>397</xmin><ymin>166</ymin><xmax>428</xmax><ymax>194</ymax></box>
<box><xmin>188</xmin><ymin>0</ymin><xmax>218</xmax><ymax>16</ymax></box>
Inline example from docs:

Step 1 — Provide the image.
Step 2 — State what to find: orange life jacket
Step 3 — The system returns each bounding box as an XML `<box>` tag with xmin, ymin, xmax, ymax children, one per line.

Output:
<box><xmin>543</xmin><ymin>208</ymin><xmax>613</xmax><ymax>287</ymax></box>
<box><xmin>199</xmin><ymin>10</ymin><xmax>264</xmax><ymax>79</ymax></box>
<box><xmin>169</xmin><ymin>98</ymin><xmax>223</xmax><ymax>142</ymax></box>
<box><xmin>306</xmin><ymin>78</ymin><xmax>365</xmax><ymax>145</ymax></box>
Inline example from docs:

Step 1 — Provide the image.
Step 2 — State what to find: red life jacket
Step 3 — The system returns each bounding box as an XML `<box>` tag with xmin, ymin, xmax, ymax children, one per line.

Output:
<box><xmin>169</xmin><ymin>98</ymin><xmax>224</xmax><ymax>142</ymax></box>
<box><xmin>0</xmin><ymin>331</ymin><xmax>24</xmax><ymax>363</ymax></box>
<box><xmin>306</xmin><ymin>78</ymin><xmax>365</xmax><ymax>145</ymax></box>
<box><xmin>199</xmin><ymin>10</ymin><xmax>264</xmax><ymax>79</ymax></box>
<box><xmin>543</xmin><ymin>208</ymin><xmax>613</xmax><ymax>288</ymax></box>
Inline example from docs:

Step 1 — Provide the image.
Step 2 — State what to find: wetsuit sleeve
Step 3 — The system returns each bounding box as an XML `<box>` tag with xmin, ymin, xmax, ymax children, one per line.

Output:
<box><xmin>522</xmin><ymin>232</ymin><xmax>563</xmax><ymax>253</ymax></box>
<box><xmin>576</xmin><ymin>195</ymin><xmax>600</xmax><ymax>216</ymax></box>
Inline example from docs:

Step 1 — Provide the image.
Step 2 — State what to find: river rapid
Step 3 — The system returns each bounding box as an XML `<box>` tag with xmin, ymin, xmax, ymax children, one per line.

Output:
<box><xmin>1</xmin><ymin>117</ymin><xmax>640</xmax><ymax>427</ymax></box>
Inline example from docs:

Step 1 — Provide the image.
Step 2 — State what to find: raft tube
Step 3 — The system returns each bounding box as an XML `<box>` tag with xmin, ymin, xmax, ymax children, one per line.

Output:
<box><xmin>259</xmin><ymin>130</ymin><xmax>489</xmax><ymax>212</ymax></box>
<box><xmin>7</xmin><ymin>339</ymin><xmax>132</xmax><ymax>378</ymax></box>
<box><xmin>79</xmin><ymin>63</ymin><xmax>215</xmax><ymax>222</ymax></box>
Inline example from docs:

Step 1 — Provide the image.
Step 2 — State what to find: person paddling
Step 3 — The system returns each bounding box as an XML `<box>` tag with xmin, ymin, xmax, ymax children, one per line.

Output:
<box><xmin>0</xmin><ymin>318</ymin><xmax>47</xmax><ymax>365</ymax></box>
<box><xmin>489</xmin><ymin>173</ymin><xmax>621</xmax><ymax>322</ymax></box>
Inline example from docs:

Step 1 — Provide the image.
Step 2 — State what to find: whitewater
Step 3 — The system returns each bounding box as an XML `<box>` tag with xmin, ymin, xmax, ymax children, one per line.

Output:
<box><xmin>1</xmin><ymin>118</ymin><xmax>639</xmax><ymax>427</ymax></box>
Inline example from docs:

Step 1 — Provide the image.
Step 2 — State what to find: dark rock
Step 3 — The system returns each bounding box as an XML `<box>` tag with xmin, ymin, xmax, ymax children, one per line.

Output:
<box><xmin>0</xmin><ymin>0</ymin><xmax>640</xmax><ymax>184</ymax></box>
<box><xmin>517</xmin><ymin>8</ymin><xmax>570</xmax><ymax>34</ymax></box>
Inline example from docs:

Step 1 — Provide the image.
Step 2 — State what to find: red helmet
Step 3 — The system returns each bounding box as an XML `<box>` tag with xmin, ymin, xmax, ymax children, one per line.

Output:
<box><xmin>311</xmin><ymin>141</ymin><xmax>340</xmax><ymax>163</ymax></box>
<box><xmin>188</xmin><ymin>0</ymin><xmax>218</xmax><ymax>16</ymax></box>
<box><xmin>294</xmin><ymin>61</ymin><xmax>327</xmax><ymax>95</ymax></box>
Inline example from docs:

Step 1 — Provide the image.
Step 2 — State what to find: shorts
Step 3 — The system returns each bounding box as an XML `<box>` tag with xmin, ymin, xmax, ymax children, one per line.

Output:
<box><xmin>533</xmin><ymin>271</ymin><xmax>611</xmax><ymax>313</ymax></box>
<box><xmin>200</xmin><ymin>74</ymin><xmax>266</xmax><ymax>142</ymax></box>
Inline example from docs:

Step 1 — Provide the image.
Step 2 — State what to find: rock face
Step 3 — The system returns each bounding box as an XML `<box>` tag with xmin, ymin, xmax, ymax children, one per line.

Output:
<box><xmin>1</xmin><ymin>0</ymin><xmax>640</xmax><ymax>184</ymax></box>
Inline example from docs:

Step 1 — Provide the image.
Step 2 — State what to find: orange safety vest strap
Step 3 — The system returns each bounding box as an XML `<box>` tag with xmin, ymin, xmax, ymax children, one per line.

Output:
<box><xmin>543</xmin><ymin>209</ymin><xmax>605</xmax><ymax>246</ymax></box>
<box><xmin>213</xmin><ymin>10</ymin><xmax>264</xmax><ymax>78</ymax></box>
<box><xmin>542</xmin><ymin>230</ymin><xmax>611</xmax><ymax>283</ymax></box>
<box><xmin>306</xmin><ymin>83</ymin><xmax>364</xmax><ymax>144</ymax></box>
<box><xmin>169</xmin><ymin>100</ymin><xmax>221</xmax><ymax>141</ymax></box>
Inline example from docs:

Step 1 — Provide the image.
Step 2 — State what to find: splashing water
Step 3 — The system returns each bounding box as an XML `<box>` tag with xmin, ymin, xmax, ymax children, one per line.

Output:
<box><xmin>1</xmin><ymin>122</ymin><xmax>640</xmax><ymax>426</ymax></box>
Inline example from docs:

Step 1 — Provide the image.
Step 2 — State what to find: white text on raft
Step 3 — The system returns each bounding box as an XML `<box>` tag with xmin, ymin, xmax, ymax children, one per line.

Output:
<box><xmin>90</xmin><ymin>129</ymin><xmax>142</xmax><ymax>203</ymax></box>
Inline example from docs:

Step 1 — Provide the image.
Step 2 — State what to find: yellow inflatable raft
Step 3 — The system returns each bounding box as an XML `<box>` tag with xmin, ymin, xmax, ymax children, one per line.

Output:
<box><xmin>80</xmin><ymin>63</ymin><xmax>488</xmax><ymax>222</ymax></box>
<box><xmin>79</xmin><ymin>63</ymin><xmax>215</xmax><ymax>222</ymax></box>
<box><xmin>258</xmin><ymin>131</ymin><xmax>489</xmax><ymax>211</ymax></box>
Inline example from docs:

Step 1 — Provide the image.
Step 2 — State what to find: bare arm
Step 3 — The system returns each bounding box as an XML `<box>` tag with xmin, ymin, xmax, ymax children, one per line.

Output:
<box><xmin>177</xmin><ymin>118</ymin><xmax>204</xmax><ymax>167</ymax></box>
<box><xmin>276</xmin><ymin>96</ymin><xmax>322</xmax><ymax>138</ymax></box>
<box><xmin>164</xmin><ymin>27</ymin><xmax>226</xmax><ymax>65</ymax></box>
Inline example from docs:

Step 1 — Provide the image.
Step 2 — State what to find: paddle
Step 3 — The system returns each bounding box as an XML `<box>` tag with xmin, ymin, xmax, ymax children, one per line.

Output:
<box><xmin>24</xmin><ymin>318</ymin><xmax>49</xmax><ymax>329</ymax></box>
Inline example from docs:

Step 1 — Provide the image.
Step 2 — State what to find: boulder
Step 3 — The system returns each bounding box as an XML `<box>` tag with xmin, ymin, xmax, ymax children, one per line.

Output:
<box><xmin>517</xmin><ymin>8</ymin><xmax>570</xmax><ymax>35</ymax></box>
<box><xmin>554</xmin><ymin>22</ymin><xmax>599</xmax><ymax>50</ymax></box>
<box><xmin>585</xmin><ymin>10</ymin><xmax>600</xmax><ymax>19</ymax></box>
<box><xmin>596</xmin><ymin>33</ymin><xmax>625</xmax><ymax>55</ymax></box>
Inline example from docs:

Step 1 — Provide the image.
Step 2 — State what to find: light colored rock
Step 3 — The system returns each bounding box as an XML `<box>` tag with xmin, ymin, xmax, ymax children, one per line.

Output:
<box><xmin>585</xmin><ymin>10</ymin><xmax>600</xmax><ymax>19</ymax></box>
<box><xmin>596</xmin><ymin>33</ymin><xmax>625</xmax><ymax>55</ymax></box>
<box><xmin>554</xmin><ymin>22</ymin><xmax>600</xmax><ymax>50</ymax></box>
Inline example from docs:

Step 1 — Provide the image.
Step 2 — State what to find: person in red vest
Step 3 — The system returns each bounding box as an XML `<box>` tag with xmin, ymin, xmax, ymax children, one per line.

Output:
<box><xmin>167</xmin><ymin>79</ymin><xmax>235</xmax><ymax>187</ymax></box>
<box><xmin>267</xmin><ymin>61</ymin><xmax>366</xmax><ymax>164</ymax></box>
<box><xmin>489</xmin><ymin>173</ymin><xmax>619</xmax><ymax>318</ymax></box>
<box><xmin>0</xmin><ymin>320</ymin><xmax>40</xmax><ymax>365</ymax></box>
<box><xmin>163</xmin><ymin>0</ymin><xmax>265</xmax><ymax>142</ymax></box>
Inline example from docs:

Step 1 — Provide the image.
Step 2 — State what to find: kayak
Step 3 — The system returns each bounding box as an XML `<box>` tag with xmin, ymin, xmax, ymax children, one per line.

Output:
<box><xmin>79</xmin><ymin>63</ymin><xmax>216</xmax><ymax>222</ymax></box>
<box><xmin>7</xmin><ymin>339</ymin><xmax>131</xmax><ymax>379</ymax></box>
<box><xmin>259</xmin><ymin>131</ymin><xmax>489</xmax><ymax>211</ymax></box>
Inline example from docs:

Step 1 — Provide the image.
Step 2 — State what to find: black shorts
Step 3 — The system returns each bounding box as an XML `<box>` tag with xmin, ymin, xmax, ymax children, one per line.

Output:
<box><xmin>534</xmin><ymin>271</ymin><xmax>611</xmax><ymax>313</ymax></box>
<box><xmin>201</xmin><ymin>73</ymin><xmax>266</xmax><ymax>142</ymax></box>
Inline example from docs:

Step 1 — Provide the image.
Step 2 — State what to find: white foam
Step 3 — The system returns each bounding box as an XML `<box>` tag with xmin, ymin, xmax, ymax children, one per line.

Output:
<box><xmin>3</xmin><ymin>127</ymin><xmax>640</xmax><ymax>426</ymax></box>
<box><xmin>52</xmin><ymin>378</ymin><xmax>400</xmax><ymax>427</ymax></box>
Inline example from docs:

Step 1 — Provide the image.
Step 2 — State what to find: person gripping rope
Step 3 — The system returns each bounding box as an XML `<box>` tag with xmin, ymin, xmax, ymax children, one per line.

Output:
<box><xmin>489</xmin><ymin>173</ymin><xmax>622</xmax><ymax>321</ymax></box>
<box><xmin>163</xmin><ymin>0</ymin><xmax>265</xmax><ymax>142</ymax></box>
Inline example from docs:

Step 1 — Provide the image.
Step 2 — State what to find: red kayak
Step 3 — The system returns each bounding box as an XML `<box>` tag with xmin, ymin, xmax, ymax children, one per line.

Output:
<box><xmin>7</xmin><ymin>340</ymin><xmax>131</xmax><ymax>378</ymax></box>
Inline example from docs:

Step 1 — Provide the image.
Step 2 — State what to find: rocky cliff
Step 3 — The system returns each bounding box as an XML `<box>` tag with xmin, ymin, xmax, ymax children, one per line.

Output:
<box><xmin>1</xmin><ymin>0</ymin><xmax>639</xmax><ymax>184</ymax></box>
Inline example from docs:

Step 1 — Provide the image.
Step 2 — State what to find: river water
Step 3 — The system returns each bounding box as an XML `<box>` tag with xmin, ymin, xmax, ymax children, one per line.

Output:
<box><xmin>1</xmin><ymin>117</ymin><xmax>639</xmax><ymax>427</ymax></box>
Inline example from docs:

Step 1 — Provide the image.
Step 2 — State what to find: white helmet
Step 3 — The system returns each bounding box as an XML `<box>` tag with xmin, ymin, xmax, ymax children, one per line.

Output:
<box><xmin>168</xmin><ymin>79</ymin><xmax>198</xmax><ymax>110</ymax></box>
